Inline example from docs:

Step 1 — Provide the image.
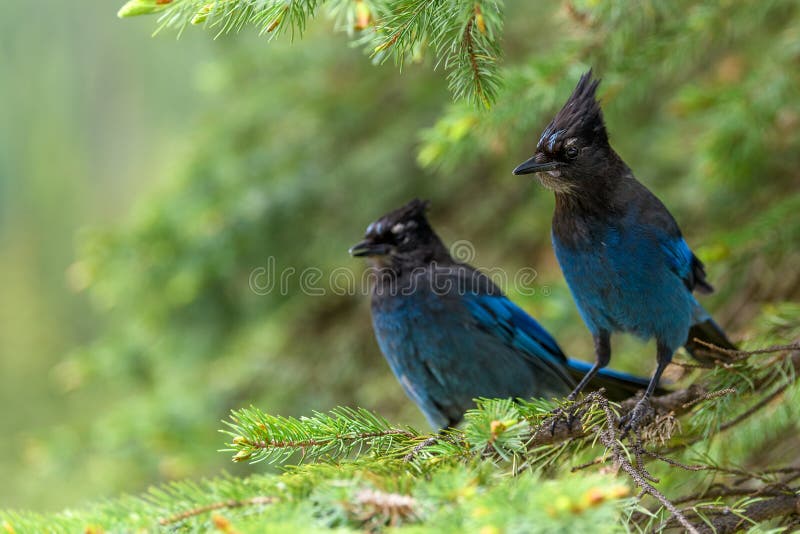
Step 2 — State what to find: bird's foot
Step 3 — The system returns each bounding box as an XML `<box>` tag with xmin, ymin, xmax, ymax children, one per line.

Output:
<box><xmin>546</xmin><ymin>401</ymin><xmax>582</xmax><ymax>437</ymax></box>
<box><xmin>619</xmin><ymin>398</ymin><xmax>653</xmax><ymax>437</ymax></box>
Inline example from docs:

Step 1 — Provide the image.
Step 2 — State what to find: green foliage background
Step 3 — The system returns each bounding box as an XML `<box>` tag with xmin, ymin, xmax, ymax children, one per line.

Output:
<box><xmin>1</xmin><ymin>0</ymin><xmax>798</xmax><ymax>518</ymax></box>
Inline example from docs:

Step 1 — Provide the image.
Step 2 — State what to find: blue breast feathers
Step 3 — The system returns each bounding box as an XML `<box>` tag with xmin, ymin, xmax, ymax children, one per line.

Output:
<box><xmin>552</xmin><ymin>224</ymin><xmax>698</xmax><ymax>351</ymax></box>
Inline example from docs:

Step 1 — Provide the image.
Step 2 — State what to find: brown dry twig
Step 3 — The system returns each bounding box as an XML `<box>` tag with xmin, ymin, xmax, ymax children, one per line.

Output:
<box><xmin>528</xmin><ymin>342</ymin><xmax>800</xmax><ymax>448</ymax></box>
<box><xmin>534</xmin><ymin>342</ymin><xmax>800</xmax><ymax>532</ymax></box>
<box><xmin>593</xmin><ymin>395</ymin><xmax>699</xmax><ymax>534</ymax></box>
<box><xmin>159</xmin><ymin>496</ymin><xmax>277</xmax><ymax>526</ymax></box>
<box><xmin>662</xmin><ymin>492</ymin><xmax>800</xmax><ymax>533</ymax></box>
<box><xmin>402</xmin><ymin>436</ymin><xmax>439</xmax><ymax>462</ymax></box>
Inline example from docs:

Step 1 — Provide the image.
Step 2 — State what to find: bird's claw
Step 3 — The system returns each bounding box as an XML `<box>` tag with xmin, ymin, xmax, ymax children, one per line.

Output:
<box><xmin>547</xmin><ymin>404</ymin><xmax>582</xmax><ymax>437</ymax></box>
<box><xmin>619</xmin><ymin>398</ymin><xmax>653</xmax><ymax>437</ymax></box>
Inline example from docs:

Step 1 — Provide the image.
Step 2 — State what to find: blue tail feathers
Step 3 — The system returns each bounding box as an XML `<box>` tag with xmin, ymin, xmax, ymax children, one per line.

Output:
<box><xmin>685</xmin><ymin>317</ymin><xmax>736</xmax><ymax>362</ymax></box>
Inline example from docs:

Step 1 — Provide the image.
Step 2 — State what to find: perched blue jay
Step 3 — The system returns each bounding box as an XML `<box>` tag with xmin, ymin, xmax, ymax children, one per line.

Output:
<box><xmin>513</xmin><ymin>71</ymin><xmax>735</xmax><ymax>429</ymax></box>
<box><xmin>350</xmin><ymin>199</ymin><xmax>656</xmax><ymax>430</ymax></box>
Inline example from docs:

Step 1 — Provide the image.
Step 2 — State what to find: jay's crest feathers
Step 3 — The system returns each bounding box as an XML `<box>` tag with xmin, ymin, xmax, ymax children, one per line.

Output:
<box><xmin>539</xmin><ymin>70</ymin><xmax>608</xmax><ymax>154</ymax></box>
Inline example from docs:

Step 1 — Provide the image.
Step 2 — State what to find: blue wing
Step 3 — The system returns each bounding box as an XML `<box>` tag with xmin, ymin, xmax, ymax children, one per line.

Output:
<box><xmin>464</xmin><ymin>293</ymin><xmax>666</xmax><ymax>399</ymax></box>
<box><xmin>659</xmin><ymin>236</ymin><xmax>713</xmax><ymax>293</ymax></box>
<box><xmin>370</xmin><ymin>266</ymin><xmax>575</xmax><ymax>429</ymax></box>
<box><xmin>462</xmin><ymin>292</ymin><xmax>568</xmax><ymax>371</ymax></box>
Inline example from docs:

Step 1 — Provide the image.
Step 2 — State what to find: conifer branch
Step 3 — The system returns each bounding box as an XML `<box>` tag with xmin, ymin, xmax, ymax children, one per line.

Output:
<box><xmin>213</xmin><ymin>337</ymin><xmax>800</xmax><ymax>531</ymax></box>
<box><xmin>593</xmin><ymin>394</ymin><xmax>700</xmax><ymax>534</ymax></box>
<box><xmin>158</xmin><ymin>495</ymin><xmax>278</xmax><ymax>525</ymax></box>
<box><xmin>224</xmin><ymin>406</ymin><xmax>420</xmax><ymax>464</ymax></box>
<box><xmin>699</xmin><ymin>494</ymin><xmax>800</xmax><ymax>534</ymax></box>
<box><xmin>117</xmin><ymin>0</ymin><xmax>504</xmax><ymax>105</ymax></box>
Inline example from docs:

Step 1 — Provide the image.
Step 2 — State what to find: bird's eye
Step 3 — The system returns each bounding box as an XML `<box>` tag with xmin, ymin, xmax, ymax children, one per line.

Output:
<box><xmin>565</xmin><ymin>146</ymin><xmax>579</xmax><ymax>159</ymax></box>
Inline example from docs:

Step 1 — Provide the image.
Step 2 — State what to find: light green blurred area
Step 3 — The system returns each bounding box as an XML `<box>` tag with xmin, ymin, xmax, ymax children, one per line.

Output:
<box><xmin>0</xmin><ymin>0</ymin><xmax>213</xmax><ymax>508</ymax></box>
<box><xmin>1</xmin><ymin>0</ymin><xmax>798</xmax><ymax>513</ymax></box>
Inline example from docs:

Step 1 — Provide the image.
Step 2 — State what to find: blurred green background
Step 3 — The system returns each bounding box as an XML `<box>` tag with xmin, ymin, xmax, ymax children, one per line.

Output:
<box><xmin>1</xmin><ymin>0</ymin><xmax>798</xmax><ymax>512</ymax></box>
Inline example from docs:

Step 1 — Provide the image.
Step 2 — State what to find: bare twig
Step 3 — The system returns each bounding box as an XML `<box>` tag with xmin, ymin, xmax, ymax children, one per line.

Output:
<box><xmin>679</xmin><ymin>388</ymin><xmax>737</xmax><ymax>410</ymax></box>
<box><xmin>717</xmin><ymin>382</ymin><xmax>790</xmax><ymax>434</ymax></box>
<box><xmin>462</xmin><ymin>16</ymin><xmax>486</xmax><ymax>106</ymax></box>
<box><xmin>594</xmin><ymin>395</ymin><xmax>699</xmax><ymax>534</ymax></box>
<box><xmin>159</xmin><ymin>496</ymin><xmax>277</xmax><ymax>525</ymax></box>
<box><xmin>672</xmin><ymin>485</ymin><xmax>785</xmax><ymax>506</ymax></box>
<box><xmin>527</xmin><ymin>341</ymin><xmax>800</xmax><ymax>451</ymax></box>
<box><xmin>694</xmin><ymin>340</ymin><xmax>800</xmax><ymax>358</ymax></box>
<box><xmin>245</xmin><ymin>428</ymin><xmax>416</xmax><ymax>451</ymax></box>
<box><xmin>403</xmin><ymin>436</ymin><xmax>439</xmax><ymax>462</ymax></box>
<box><xmin>697</xmin><ymin>493</ymin><xmax>800</xmax><ymax>533</ymax></box>
<box><xmin>570</xmin><ymin>455</ymin><xmax>606</xmax><ymax>473</ymax></box>
<box><xmin>640</xmin><ymin>449</ymin><xmax>793</xmax><ymax>481</ymax></box>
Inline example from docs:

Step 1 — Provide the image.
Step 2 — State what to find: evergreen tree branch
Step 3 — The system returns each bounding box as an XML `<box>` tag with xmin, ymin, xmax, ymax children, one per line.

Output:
<box><xmin>700</xmin><ymin>494</ymin><xmax>800</xmax><ymax>534</ymax></box>
<box><xmin>117</xmin><ymin>0</ymin><xmax>504</xmax><ymax>105</ymax></box>
<box><xmin>158</xmin><ymin>495</ymin><xmax>278</xmax><ymax>525</ymax></box>
<box><xmin>224</xmin><ymin>406</ymin><xmax>420</xmax><ymax>464</ymax></box>
<box><xmin>662</xmin><ymin>492</ymin><xmax>800</xmax><ymax>534</ymax></box>
<box><xmin>526</xmin><ymin>341</ymin><xmax>800</xmax><ymax>449</ymax></box>
<box><xmin>592</xmin><ymin>394</ymin><xmax>700</xmax><ymax>534</ymax></box>
<box><xmin>3</xmin><ymin>339</ymin><xmax>797</xmax><ymax>531</ymax></box>
<box><xmin>219</xmin><ymin>337</ymin><xmax>797</xmax><ymax>532</ymax></box>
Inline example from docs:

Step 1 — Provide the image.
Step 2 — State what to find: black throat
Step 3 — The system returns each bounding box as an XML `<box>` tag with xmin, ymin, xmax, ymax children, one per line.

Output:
<box><xmin>551</xmin><ymin>154</ymin><xmax>631</xmax><ymax>249</ymax></box>
<box><xmin>371</xmin><ymin>239</ymin><xmax>453</xmax><ymax>292</ymax></box>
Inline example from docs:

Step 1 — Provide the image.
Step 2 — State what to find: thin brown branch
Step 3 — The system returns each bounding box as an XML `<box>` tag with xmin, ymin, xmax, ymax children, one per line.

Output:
<box><xmin>640</xmin><ymin>449</ymin><xmax>800</xmax><ymax>484</ymax></box>
<box><xmin>245</xmin><ymin>429</ymin><xmax>415</xmax><ymax>450</ymax></box>
<box><xmin>594</xmin><ymin>395</ymin><xmax>699</xmax><ymax>534</ymax></box>
<box><xmin>631</xmin><ymin>484</ymin><xmax>792</xmax><ymax>525</ymax></box>
<box><xmin>159</xmin><ymin>496</ymin><xmax>277</xmax><ymax>525</ymax></box>
<box><xmin>718</xmin><ymin>382</ymin><xmax>790</xmax><ymax>433</ymax></box>
<box><xmin>667</xmin><ymin>380</ymin><xmax>793</xmax><ymax>454</ymax></box>
<box><xmin>673</xmin><ymin>485</ymin><xmax>785</xmax><ymax>506</ymax></box>
<box><xmin>462</xmin><ymin>16</ymin><xmax>486</xmax><ymax>106</ymax></box>
<box><xmin>679</xmin><ymin>388</ymin><xmax>737</xmax><ymax>410</ymax></box>
<box><xmin>694</xmin><ymin>339</ymin><xmax>800</xmax><ymax>357</ymax></box>
<box><xmin>571</xmin><ymin>455</ymin><xmax>606</xmax><ymax>472</ymax></box>
<box><xmin>403</xmin><ymin>436</ymin><xmax>439</xmax><ymax>462</ymax></box>
<box><xmin>528</xmin><ymin>341</ymin><xmax>798</xmax><ymax>450</ymax></box>
<box><xmin>696</xmin><ymin>493</ymin><xmax>800</xmax><ymax>534</ymax></box>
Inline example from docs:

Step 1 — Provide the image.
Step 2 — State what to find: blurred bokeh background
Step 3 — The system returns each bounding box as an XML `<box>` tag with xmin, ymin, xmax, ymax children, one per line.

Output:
<box><xmin>1</xmin><ymin>0</ymin><xmax>798</xmax><ymax>511</ymax></box>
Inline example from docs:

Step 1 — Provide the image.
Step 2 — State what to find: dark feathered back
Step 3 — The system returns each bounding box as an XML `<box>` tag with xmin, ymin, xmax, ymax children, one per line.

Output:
<box><xmin>538</xmin><ymin>70</ymin><xmax>608</xmax><ymax>151</ymax></box>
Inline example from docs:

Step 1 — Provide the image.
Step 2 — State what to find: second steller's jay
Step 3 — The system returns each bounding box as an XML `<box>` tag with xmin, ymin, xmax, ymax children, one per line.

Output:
<box><xmin>350</xmin><ymin>199</ymin><xmax>656</xmax><ymax>430</ymax></box>
<box><xmin>513</xmin><ymin>71</ymin><xmax>735</xmax><ymax>429</ymax></box>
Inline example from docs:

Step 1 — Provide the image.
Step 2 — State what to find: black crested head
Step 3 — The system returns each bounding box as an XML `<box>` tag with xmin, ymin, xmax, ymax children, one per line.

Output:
<box><xmin>513</xmin><ymin>70</ymin><xmax>623</xmax><ymax>194</ymax></box>
<box><xmin>349</xmin><ymin>199</ymin><xmax>450</xmax><ymax>267</ymax></box>
<box><xmin>541</xmin><ymin>70</ymin><xmax>607</xmax><ymax>151</ymax></box>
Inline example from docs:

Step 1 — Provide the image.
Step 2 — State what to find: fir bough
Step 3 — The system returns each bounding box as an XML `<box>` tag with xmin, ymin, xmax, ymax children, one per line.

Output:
<box><xmin>2</xmin><ymin>306</ymin><xmax>799</xmax><ymax>531</ymax></box>
<box><xmin>117</xmin><ymin>0</ymin><xmax>504</xmax><ymax>106</ymax></box>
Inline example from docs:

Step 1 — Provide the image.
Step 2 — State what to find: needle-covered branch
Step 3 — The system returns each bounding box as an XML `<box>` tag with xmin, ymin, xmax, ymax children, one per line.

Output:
<box><xmin>219</xmin><ymin>340</ymin><xmax>800</xmax><ymax>532</ymax></box>
<box><xmin>3</xmin><ymin>334</ymin><xmax>798</xmax><ymax>532</ymax></box>
<box><xmin>117</xmin><ymin>0</ymin><xmax>504</xmax><ymax>106</ymax></box>
<box><xmin>223</xmin><ymin>405</ymin><xmax>421</xmax><ymax>464</ymax></box>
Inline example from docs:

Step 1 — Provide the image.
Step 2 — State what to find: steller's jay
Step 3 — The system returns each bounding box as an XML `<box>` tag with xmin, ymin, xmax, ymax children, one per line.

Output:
<box><xmin>350</xmin><ymin>199</ymin><xmax>658</xmax><ymax>430</ymax></box>
<box><xmin>513</xmin><ymin>71</ymin><xmax>735</xmax><ymax>429</ymax></box>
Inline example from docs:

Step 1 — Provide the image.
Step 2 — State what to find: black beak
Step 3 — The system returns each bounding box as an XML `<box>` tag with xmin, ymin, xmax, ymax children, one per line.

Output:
<box><xmin>349</xmin><ymin>240</ymin><xmax>390</xmax><ymax>257</ymax></box>
<box><xmin>512</xmin><ymin>156</ymin><xmax>562</xmax><ymax>175</ymax></box>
